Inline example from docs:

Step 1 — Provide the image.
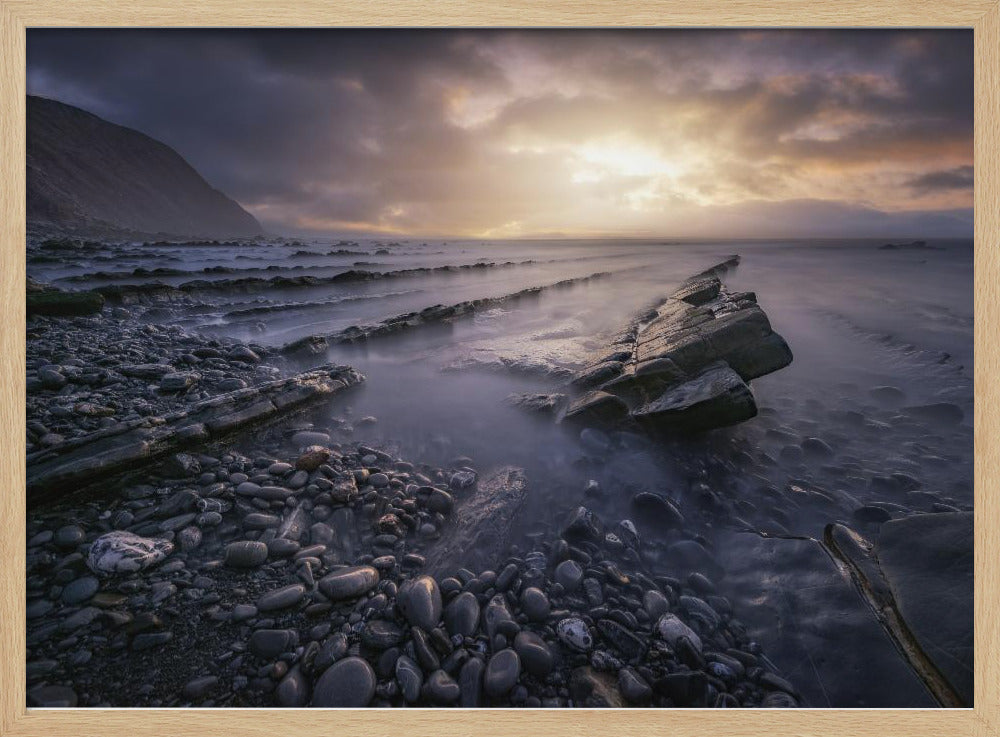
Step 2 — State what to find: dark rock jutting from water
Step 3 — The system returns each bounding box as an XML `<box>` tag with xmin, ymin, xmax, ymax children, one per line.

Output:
<box><xmin>553</xmin><ymin>256</ymin><xmax>792</xmax><ymax>434</ymax></box>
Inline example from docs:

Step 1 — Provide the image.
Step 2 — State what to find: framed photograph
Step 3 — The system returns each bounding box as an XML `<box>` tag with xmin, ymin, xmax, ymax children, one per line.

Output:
<box><xmin>1</xmin><ymin>2</ymin><xmax>997</xmax><ymax>736</ymax></box>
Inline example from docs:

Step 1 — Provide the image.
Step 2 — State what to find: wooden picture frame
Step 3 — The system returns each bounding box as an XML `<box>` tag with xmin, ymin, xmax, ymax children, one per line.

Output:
<box><xmin>1</xmin><ymin>2</ymin><xmax>996</xmax><ymax>735</ymax></box>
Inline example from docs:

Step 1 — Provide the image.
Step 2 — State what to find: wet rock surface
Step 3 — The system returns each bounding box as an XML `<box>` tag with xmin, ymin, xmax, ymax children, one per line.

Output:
<box><xmin>871</xmin><ymin>513</ymin><xmax>973</xmax><ymax>705</ymax></box>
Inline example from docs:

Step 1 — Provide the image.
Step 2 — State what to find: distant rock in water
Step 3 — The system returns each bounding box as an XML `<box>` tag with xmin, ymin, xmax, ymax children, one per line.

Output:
<box><xmin>27</xmin><ymin>95</ymin><xmax>263</xmax><ymax>238</ymax></box>
<box><xmin>878</xmin><ymin>240</ymin><xmax>942</xmax><ymax>250</ymax></box>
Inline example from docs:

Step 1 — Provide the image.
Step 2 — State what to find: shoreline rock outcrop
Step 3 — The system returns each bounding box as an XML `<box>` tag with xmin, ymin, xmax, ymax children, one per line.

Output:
<box><xmin>558</xmin><ymin>256</ymin><xmax>793</xmax><ymax>434</ymax></box>
<box><xmin>27</xmin><ymin>364</ymin><xmax>364</xmax><ymax>504</ymax></box>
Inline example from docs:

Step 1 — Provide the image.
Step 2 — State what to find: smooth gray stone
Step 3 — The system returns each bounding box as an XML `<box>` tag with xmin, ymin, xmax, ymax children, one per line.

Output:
<box><xmin>395</xmin><ymin>655</ymin><xmax>423</xmax><ymax>703</ymax></box>
<box><xmin>458</xmin><ymin>657</ymin><xmax>484</xmax><ymax>707</ymax></box>
<box><xmin>249</xmin><ymin>629</ymin><xmax>296</xmax><ymax>659</ymax></box>
<box><xmin>513</xmin><ymin>630</ymin><xmax>553</xmax><ymax>677</ymax></box>
<box><xmin>311</xmin><ymin>656</ymin><xmax>375</xmax><ymax>707</ymax></box>
<box><xmin>182</xmin><ymin>675</ymin><xmax>220</xmax><ymax>701</ymax></box>
<box><xmin>275</xmin><ymin>665</ymin><xmax>310</xmax><ymax>707</ymax></box>
<box><xmin>443</xmin><ymin>591</ymin><xmax>480</xmax><ymax>637</ymax></box>
<box><xmin>318</xmin><ymin>565</ymin><xmax>379</xmax><ymax>601</ymax></box>
<box><xmin>426</xmin><ymin>669</ymin><xmax>460</xmax><ymax>704</ymax></box>
<box><xmin>484</xmin><ymin>649</ymin><xmax>520</xmax><ymax>698</ymax></box>
<box><xmin>61</xmin><ymin>575</ymin><xmax>98</xmax><ymax>604</ymax></box>
<box><xmin>398</xmin><ymin>576</ymin><xmax>442</xmax><ymax>631</ymax></box>
<box><xmin>257</xmin><ymin>584</ymin><xmax>305</xmax><ymax>611</ymax></box>
<box><xmin>519</xmin><ymin>587</ymin><xmax>551</xmax><ymax>622</ymax></box>
<box><xmin>554</xmin><ymin>559</ymin><xmax>584</xmax><ymax>592</ymax></box>
<box><xmin>225</xmin><ymin>540</ymin><xmax>268</xmax><ymax>568</ymax></box>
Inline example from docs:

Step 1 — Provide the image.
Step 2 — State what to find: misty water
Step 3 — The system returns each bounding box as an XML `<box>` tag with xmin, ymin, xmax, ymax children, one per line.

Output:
<box><xmin>30</xmin><ymin>237</ymin><xmax>974</xmax><ymax>706</ymax></box>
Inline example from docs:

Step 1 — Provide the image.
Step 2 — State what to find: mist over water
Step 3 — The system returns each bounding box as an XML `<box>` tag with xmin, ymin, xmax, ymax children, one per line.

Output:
<box><xmin>30</xmin><ymin>236</ymin><xmax>974</xmax><ymax>706</ymax></box>
<box><xmin>36</xmin><ymin>236</ymin><xmax>974</xmax><ymax>524</ymax></box>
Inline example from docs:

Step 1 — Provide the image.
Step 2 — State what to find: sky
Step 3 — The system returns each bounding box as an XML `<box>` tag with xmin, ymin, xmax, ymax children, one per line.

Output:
<box><xmin>26</xmin><ymin>29</ymin><xmax>974</xmax><ymax>239</ymax></box>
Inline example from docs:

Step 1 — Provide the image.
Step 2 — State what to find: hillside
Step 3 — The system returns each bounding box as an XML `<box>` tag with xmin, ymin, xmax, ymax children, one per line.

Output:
<box><xmin>27</xmin><ymin>95</ymin><xmax>263</xmax><ymax>238</ymax></box>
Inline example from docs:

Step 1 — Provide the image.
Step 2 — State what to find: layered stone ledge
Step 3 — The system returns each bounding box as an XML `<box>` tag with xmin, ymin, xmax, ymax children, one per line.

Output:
<box><xmin>559</xmin><ymin>256</ymin><xmax>793</xmax><ymax>433</ymax></box>
<box><xmin>27</xmin><ymin>364</ymin><xmax>364</xmax><ymax>504</ymax></box>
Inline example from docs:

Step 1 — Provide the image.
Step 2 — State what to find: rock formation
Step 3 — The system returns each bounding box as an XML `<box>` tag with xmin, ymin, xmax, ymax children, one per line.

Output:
<box><xmin>560</xmin><ymin>256</ymin><xmax>793</xmax><ymax>433</ymax></box>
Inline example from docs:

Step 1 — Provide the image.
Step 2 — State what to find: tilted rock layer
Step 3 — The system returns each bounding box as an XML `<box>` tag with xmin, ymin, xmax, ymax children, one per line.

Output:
<box><xmin>562</xmin><ymin>256</ymin><xmax>793</xmax><ymax>433</ymax></box>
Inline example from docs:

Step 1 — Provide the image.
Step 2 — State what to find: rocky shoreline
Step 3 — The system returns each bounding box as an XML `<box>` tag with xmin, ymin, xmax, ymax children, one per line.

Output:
<box><xmin>24</xmin><ymin>264</ymin><xmax>804</xmax><ymax>709</ymax></box>
<box><xmin>26</xmin><ymin>430</ymin><xmax>799</xmax><ymax>708</ymax></box>
<box><xmin>25</xmin><ymin>253</ymin><xmax>972</xmax><ymax>709</ymax></box>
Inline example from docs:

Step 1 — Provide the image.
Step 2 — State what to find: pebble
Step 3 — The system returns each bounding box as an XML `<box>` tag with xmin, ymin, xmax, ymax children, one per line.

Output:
<box><xmin>224</xmin><ymin>540</ymin><xmax>269</xmax><ymax>568</ymax></box>
<box><xmin>485</xmin><ymin>649</ymin><xmax>521</xmax><ymax>697</ymax></box>
<box><xmin>426</xmin><ymin>669</ymin><xmax>461</xmax><ymax>704</ymax></box>
<box><xmin>656</xmin><ymin>613</ymin><xmax>703</xmax><ymax>651</ymax></box>
<box><xmin>182</xmin><ymin>675</ymin><xmax>219</xmax><ymax>701</ymax></box>
<box><xmin>520</xmin><ymin>587</ymin><xmax>551</xmax><ymax>622</ymax></box>
<box><xmin>444</xmin><ymin>591</ymin><xmax>480</xmax><ymax>637</ymax></box>
<box><xmin>312</xmin><ymin>656</ymin><xmax>375</xmax><ymax>707</ymax></box>
<box><xmin>556</xmin><ymin>617</ymin><xmax>593</xmax><ymax>652</ymax></box>
<box><xmin>554</xmin><ymin>559</ymin><xmax>584</xmax><ymax>592</ymax></box>
<box><xmin>801</xmin><ymin>437</ymin><xmax>834</xmax><ymax>458</ymax></box>
<box><xmin>619</xmin><ymin>666</ymin><xmax>652</xmax><ymax>703</ymax></box>
<box><xmin>397</xmin><ymin>576</ymin><xmax>442</xmax><ymax>631</ymax></box>
<box><xmin>54</xmin><ymin>524</ymin><xmax>85</xmax><ymax>549</ymax></box>
<box><xmin>318</xmin><ymin>566</ymin><xmax>379</xmax><ymax>601</ymax></box>
<box><xmin>513</xmin><ymin>631</ymin><xmax>554</xmax><ymax>677</ymax></box>
<box><xmin>395</xmin><ymin>655</ymin><xmax>423</xmax><ymax>703</ymax></box>
<box><xmin>643</xmin><ymin>590</ymin><xmax>670</xmax><ymax>620</ymax></box>
<box><xmin>361</xmin><ymin>619</ymin><xmax>404</xmax><ymax>650</ymax></box>
<box><xmin>132</xmin><ymin>631</ymin><xmax>173</xmax><ymax>651</ymax></box>
<box><xmin>275</xmin><ymin>666</ymin><xmax>310</xmax><ymax>707</ymax></box>
<box><xmin>292</xmin><ymin>430</ymin><xmax>331</xmax><ymax>447</ymax></box>
<box><xmin>60</xmin><ymin>576</ymin><xmax>99</xmax><ymax>605</ymax></box>
<box><xmin>257</xmin><ymin>584</ymin><xmax>306</xmax><ymax>611</ymax></box>
<box><xmin>87</xmin><ymin>531</ymin><xmax>174</xmax><ymax>574</ymax></box>
<box><xmin>249</xmin><ymin>629</ymin><xmax>297</xmax><ymax>658</ymax></box>
<box><xmin>562</xmin><ymin>506</ymin><xmax>602</xmax><ymax>543</ymax></box>
<box><xmin>458</xmin><ymin>656</ymin><xmax>484</xmax><ymax>707</ymax></box>
<box><xmin>631</xmin><ymin>492</ymin><xmax>684</xmax><ymax>527</ymax></box>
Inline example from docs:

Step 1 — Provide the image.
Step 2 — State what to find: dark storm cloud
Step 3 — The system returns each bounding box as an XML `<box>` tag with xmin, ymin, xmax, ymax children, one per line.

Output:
<box><xmin>26</xmin><ymin>29</ymin><xmax>973</xmax><ymax>237</ymax></box>
<box><xmin>906</xmin><ymin>165</ymin><xmax>975</xmax><ymax>193</ymax></box>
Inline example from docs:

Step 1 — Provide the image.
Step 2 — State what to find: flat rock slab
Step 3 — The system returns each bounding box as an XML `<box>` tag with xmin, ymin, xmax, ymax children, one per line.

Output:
<box><xmin>716</xmin><ymin>531</ymin><xmax>936</xmax><ymax>707</ymax></box>
<box><xmin>425</xmin><ymin>466</ymin><xmax>528</xmax><ymax>577</ymax></box>
<box><xmin>27</xmin><ymin>364</ymin><xmax>364</xmax><ymax>504</ymax></box>
<box><xmin>875</xmin><ymin>512</ymin><xmax>973</xmax><ymax>706</ymax></box>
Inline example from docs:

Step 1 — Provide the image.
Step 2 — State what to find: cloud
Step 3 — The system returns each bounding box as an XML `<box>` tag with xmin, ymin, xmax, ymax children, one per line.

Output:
<box><xmin>906</xmin><ymin>165</ymin><xmax>975</xmax><ymax>193</ymax></box>
<box><xmin>26</xmin><ymin>29</ymin><xmax>973</xmax><ymax>238</ymax></box>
